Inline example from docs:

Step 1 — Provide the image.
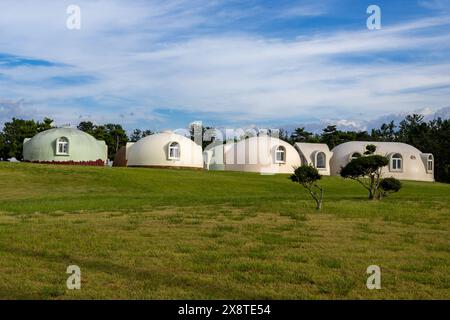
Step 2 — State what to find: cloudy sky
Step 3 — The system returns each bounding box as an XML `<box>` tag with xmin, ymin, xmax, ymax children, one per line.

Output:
<box><xmin>1</xmin><ymin>0</ymin><xmax>450</xmax><ymax>132</ymax></box>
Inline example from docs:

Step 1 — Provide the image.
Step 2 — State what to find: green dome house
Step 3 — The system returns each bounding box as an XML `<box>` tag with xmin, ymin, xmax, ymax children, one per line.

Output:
<box><xmin>23</xmin><ymin>127</ymin><xmax>107</xmax><ymax>165</ymax></box>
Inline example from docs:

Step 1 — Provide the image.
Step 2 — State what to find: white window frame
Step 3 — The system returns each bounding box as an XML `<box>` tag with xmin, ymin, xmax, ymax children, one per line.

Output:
<box><xmin>315</xmin><ymin>152</ymin><xmax>326</xmax><ymax>169</ymax></box>
<box><xmin>427</xmin><ymin>155</ymin><xmax>433</xmax><ymax>172</ymax></box>
<box><xmin>168</xmin><ymin>142</ymin><xmax>180</xmax><ymax>160</ymax></box>
<box><xmin>56</xmin><ymin>137</ymin><xmax>69</xmax><ymax>155</ymax></box>
<box><xmin>390</xmin><ymin>153</ymin><xmax>403</xmax><ymax>172</ymax></box>
<box><xmin>274</xmin><ymin>146</ymin><xmax>286</xmax><ymax>164</ymax></box>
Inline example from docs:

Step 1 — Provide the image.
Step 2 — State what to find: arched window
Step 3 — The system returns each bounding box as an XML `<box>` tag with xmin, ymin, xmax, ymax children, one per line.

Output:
<box><xmin>390</xmin><ymin>153</ymin><xmax>402</xmax><ymax>171</ymax></box>
<box><xmin>427</xmin><ymin>154</ymin><xmax>433</xmax><ymax>172</ymax></box>
<box><xmin>168</xmin><ymin>142</ymin><xmax>180</xmax><ymax>160</ymax></box>
<box><xmin>56</xmin><ymin>137</ymin><xmax>69</xmax><ymax>155</ymax></box>
<box><xmin>275</xmin><ymin>146</ymin><xmax>286</xmax><ymax>163</ymax></box>
<box><xmin>316</xmin><ymin>152</ymin><xmax>326</xmax><ymax>169</ymax></box>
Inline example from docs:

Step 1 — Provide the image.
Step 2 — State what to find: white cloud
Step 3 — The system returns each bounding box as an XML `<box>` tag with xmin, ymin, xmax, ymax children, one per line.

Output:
<box><xmin>276</xmin><ymin>1</ymin><xmax>329</xmax><ymax>18</ymax></box>
<box><xmin>418</xmin><ymin>0</ymin><xmax>450</xmax><ymax>11</ymax></box>
<box><xmin>0</xmin><ymin>1</ymin><xmax>450</xmax><ymax>128</ymax></box>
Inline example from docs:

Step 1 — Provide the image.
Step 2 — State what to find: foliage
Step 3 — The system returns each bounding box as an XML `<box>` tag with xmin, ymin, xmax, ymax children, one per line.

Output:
<box><xmin>290</xmin><ymin>165</ymin><xmax>324</xmax><ymax>210</ymax></box>
<box><xmin>397</xmin><ymin>115</ymin><xmax>450</xmax><ymax>183</ymax></box>
<box><xmin>340</xmin><ymin>145</ymin><xmax>389</xmax><ymax>200</ymax></box>
<box><xmin>279</xmin><ymin>113</ymin><xmax>450</xmax><ymax>183</ymax></box>
<box><xmin>76</xmin><ymin>121</ymin><xmax>96</xmax><ymax>133</ymax></box>
<box><xmin>77</xmin><ymin>121</ymin><xmax>128</xmax><ymax>159</ymax></box>
<box><xmin>0</xmin><ymin>117</ymin><xmax>54</xmax><ymax>160</ymax></box>
<box><xmin>29</xmin><ymin>159</ymin><xmax>105</xmax><ymax>166</ymax></box>
<box><xmin>371</xmin><ymin>120</ymin><xmax>397</xmax><ymax>141</ymax></box>
<box><xmin>129</xmin><ymin>129</ymin><xmax>154</xmax><ymax>142</ymax></box>
<box><xmin>0</xmin><ymin>132</ymin><xmax>4</xmax><ymax>158</ymax></box>
<box><xmin>1</xmin><ymin>111</ymin><xmax>449</xmax><ymax>182</ymax></box>
<box><xmin>379</xmin><ymin>177</ymin><xmax>402</xmax><ymax>199</ymax></box>
<box><xmin>364</xmin><ymin>144</ymin><xmax>377</xmax><ymax>155</ymax></box>
<box><xmin>290</xmin><ymin>127</ymin><xmax>314</xmax><ymax>143</ymax></box>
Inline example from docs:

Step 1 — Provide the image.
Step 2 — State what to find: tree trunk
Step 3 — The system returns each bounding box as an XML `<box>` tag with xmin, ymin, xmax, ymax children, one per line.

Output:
<box><xmin>369</xmin><ymin>175</ymin><xmax>376</xmax><ymax>200</ymax></box>
<box><xmin>316</xmin><ymin>187</ymin><xmax>324</xmax><ymax>210</ymax></box>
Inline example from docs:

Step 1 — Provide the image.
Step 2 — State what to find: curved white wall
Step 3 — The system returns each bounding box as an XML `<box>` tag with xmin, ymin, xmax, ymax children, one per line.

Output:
<box><xmin>206</xmin><ymin>136</ymin><xmax>300</xmax><ymax>174</ymax></box>
<box><xmin>330</xmin><ymin>141</ymin><xmax>434</xmax><ymax>182</ymax></box>
<box><xmin>295</xmin><ymin>143</ymin><xmax>333</xmax><ymax>176</ymax></box>
<box><xmin>126</xmin><ymin>132</ymin><xmax>203</xmax><ymax>168</ymax></box>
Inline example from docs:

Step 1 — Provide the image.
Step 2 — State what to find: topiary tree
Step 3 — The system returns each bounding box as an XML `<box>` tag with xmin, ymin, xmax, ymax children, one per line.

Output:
<box><xmin>290</xmin><ymin>165</ymin><xmax>324</xmax><ymax>210</ymax></box>
<box><xmin>364</xmin><ymin>144</ymin><xmax>377</xmax><ymax>155</ymax></box>
<box><xmin>378</xmin><ymin>177</ymin><xmax>402</xmax><ymax>199</ymax></box>
<box><xmin>340</xmin><ymin>145</ymin><xmax>389</xmax><ymax>200</ymax></box>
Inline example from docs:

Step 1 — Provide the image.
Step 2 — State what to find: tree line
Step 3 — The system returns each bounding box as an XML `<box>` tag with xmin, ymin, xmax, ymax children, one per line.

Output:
<box><xmin>0</xmin><ymin>119</ymin><xmax>140</xmax><ymax>161</ymax></box>
<box><xmin>282</xmin><ymin>114</ymin><xmax>450</xmax><ymax>182</ymax></box>
<box><xmin>0</xmin><ymin>114</ymin><xmax>449</xmax><ymax>182</ymax></box>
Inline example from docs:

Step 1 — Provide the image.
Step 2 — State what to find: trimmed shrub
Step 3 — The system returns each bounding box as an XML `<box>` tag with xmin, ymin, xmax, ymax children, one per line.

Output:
<box><xmin>29</xmin><ymin>159</ymin><xmax>105</xmax><ymax>166</ymax></box>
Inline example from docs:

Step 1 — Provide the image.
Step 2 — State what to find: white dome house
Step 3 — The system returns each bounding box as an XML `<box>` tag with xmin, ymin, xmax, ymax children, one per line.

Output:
<box><xmin>294</xmin><ymin>143</ymin><xmax>333</xmax><ymax>175</ymax></box>
<box><xmin>330</xmin><ymin>141</ymin><xmax>434</xmax><ymax>182</ymax></box>
<box><xmin>114</xmin><ymin>131</ymin><xmax>203</xmax><ymax>169</ymax></box>
<box><xmin>204</xmin><ymin>136</ymin><xmax>301</xmax><ymax>174</ymax></box>
<box><xmin>23</xmin><ymin>127</ymin><xmax>107</xmax><ymax>165</ymax></box>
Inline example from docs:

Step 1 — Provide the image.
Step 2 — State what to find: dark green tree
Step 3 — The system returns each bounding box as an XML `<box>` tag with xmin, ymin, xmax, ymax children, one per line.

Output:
<box><xmin>129</xmin><ymin>129</ymin><xmax>155</xmax><ymax>142</ymax></box>
<box><xmin>129</xmin><ymin>129</ymin><xmax>143</xmax><ymax>142</ymax></box>
<box><xmin>290</xmin><ymin>165</ymin><xmax>324</xmax><ymax>210</ymax></box>
<box><xmin>0</xmin><ymin>132</ymin><xmax>5</xmax><ymax>160</ymax></box>
<box><xmin>398</xmin><ymin>114</ymin><xmax>429</xmax><ymax>147</ymax></box>
<box><xmin>142</xmin><ymin>130</ymin><xmax>154</xmax><ymax>138</ymax></box>
<box><xmin>371</xmin><ymin>121</ymin><xmax>397</xmax><ymax>141</ymax></box>
<box><xmin>0</xmin><ymin>117</ymin><xmax>54</xmax><ymax>160</ymax></box>
<box><xmin>77</xmin><ymin>122</ymin><xmax>128</xmax><ymax>159</ymax></box>
<box><xmin>364</xmin><ymin>144</ymin><xmax>377</xmax><ymax>155</ymax></box>
<box><xmin>321</xmin><ymin>127</ymin><xmax>341</xmax><ymax>147</ymax></box>
<box><xmin>427</xmin><ymin>118</ymin><xmax>450</xmax><ymax>182</ymax></box>
<box><xmin>379</xmin><ymin>177</ymin><xmax>402</xmax><ymax>199</ymax></box>
<box><xmin>104</xmin><ymin>124</ymin><xmax>128</xmax><ymax>159</ymax></box>
<box><xmin>340</xmin><ymin>145</ymin><xmax>389</xmax><ymax>200</ymax></box>
<box><xmin>77</xmin><ymin>121</ymin><xmax>95</xmax><ymax>135</ymax></box>
<box><xmin>290</xmin><ymin>127</ymin><xmax>313</xmax><ymax>143</ymax></box>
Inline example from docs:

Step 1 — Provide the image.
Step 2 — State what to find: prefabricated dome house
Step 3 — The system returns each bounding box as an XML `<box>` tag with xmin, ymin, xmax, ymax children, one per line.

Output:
<box><xmin>203</xmin><ymin>140</ymin><xmax>227</xmax><ymax>171</ymax></box>
<box><xmin>204</xmin><ymin>136</ymin><xmax>301</xmax><ymax>174</ymax></box>
<box><xmin>113</xmin><ymin>131</ymin><xmax>203</xmax><ymax>169</ymax></box>
<box><xmin>23</xmin><ymin>127</ymin><xmax>108</xmax><ymax>165</ymax></box>
<box><xmin>330</xmin><ymin>141</ymin><xmax>434</xmax><ymax>182</ymax></box>
<box><xmin>294</xmin><ymin>143</ymin><xmax>333</xmax><ymax>175</ymax></box>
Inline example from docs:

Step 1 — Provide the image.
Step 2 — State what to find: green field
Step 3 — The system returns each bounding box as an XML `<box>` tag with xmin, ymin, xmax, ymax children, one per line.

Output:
<box><xmin>0</xmin><ymin>162</ymin><xmax>449</xmax><ymax>299</ymax></box>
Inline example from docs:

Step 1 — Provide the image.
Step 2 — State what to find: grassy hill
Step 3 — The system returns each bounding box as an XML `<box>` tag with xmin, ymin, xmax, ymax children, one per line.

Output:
<box><xmin>0</xmin><ymin>162</ymin><xmax>449</xmax><ymax>299</ymax></box>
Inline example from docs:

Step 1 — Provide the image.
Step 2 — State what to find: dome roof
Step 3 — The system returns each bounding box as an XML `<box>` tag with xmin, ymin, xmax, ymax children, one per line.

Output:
<box><xmin>210</xmin><ymin>135</ymin><xmax>301</xmax><ymax>174</ymax></box>
<box><xmin>23</xmin><ymin>127</ymin><xmax>107</xmax><ymax>162</ymax></box>
<box><xmin>331</xmin><ymin>141</ymin><xmax>423</xmax><ymax>155</ymax></box>
<box><xmin>27</xmin><ymin>127</ymin><xmax>102</xmax><ymax>145</ymax></box>
<box><xmin>133</xmin><ymin>131</ymin><xmax>194</xmax><ymax>146</ymax></box>
<box><xmin>126</xmin><ymin>132</ymin><xmax>203</xmax><ymax>168</ymax></box>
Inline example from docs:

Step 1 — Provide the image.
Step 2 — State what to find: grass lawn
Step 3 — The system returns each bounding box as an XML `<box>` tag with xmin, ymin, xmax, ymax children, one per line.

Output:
<box><xmin>0</xmin><ymin>162</ymin><xmax>449</xmax><ymax>299</ymax></box>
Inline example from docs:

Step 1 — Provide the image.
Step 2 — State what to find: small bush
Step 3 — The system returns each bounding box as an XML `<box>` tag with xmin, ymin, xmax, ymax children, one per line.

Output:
<box><xmin>29</xmin><ymin>159</ymin><xmax>105</xmax><ymax>166</ymax></box>
<box><xmin>379</xmin><ymin>177</ymin><xmax>402</xmax><ymax>199</ymax></box>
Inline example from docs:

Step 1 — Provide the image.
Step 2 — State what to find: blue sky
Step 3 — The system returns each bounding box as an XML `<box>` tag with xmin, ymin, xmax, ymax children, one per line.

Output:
<box><xmin>1</xmin><ymin>0</ymin><xmax>450</xmax><ymax>132</ymax></box>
